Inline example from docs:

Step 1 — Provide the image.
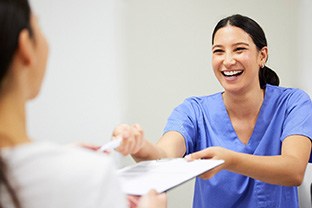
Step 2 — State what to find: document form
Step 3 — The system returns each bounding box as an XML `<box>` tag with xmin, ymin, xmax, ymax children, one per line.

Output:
<box><xmin>117</xmin><ymin>158</ymin><xmax>224</xmax><ymax>195</ymax></box>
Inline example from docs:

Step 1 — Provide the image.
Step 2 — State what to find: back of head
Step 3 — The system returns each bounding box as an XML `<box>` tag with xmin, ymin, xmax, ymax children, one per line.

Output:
<box><xmin>0</xmin><ymin>1</ymin><xmax>31</xmax><ymax>207</ymax></box>
<box><xmin>212</xmin><ymin>14</ymin><xmax>279</xmax><ymax>89</ymax></box>
<box><xmin>0</xmin><ymin>0</ymin><xmax>32</xmax><ymax>83</ymax></box>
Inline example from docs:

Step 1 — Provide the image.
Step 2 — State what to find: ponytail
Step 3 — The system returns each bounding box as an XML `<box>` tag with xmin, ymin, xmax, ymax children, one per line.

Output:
<box><xmin>259</xmin><ymin>66</ymin><xmax>279</xmax><ymax>89</ymax></box>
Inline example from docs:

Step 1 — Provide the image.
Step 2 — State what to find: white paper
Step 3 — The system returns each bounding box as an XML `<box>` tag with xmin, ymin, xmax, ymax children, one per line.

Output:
<box><xmin>117</xmin><ymin>158</ymin><xmax>224</xmax><ymax>195</ymax></box>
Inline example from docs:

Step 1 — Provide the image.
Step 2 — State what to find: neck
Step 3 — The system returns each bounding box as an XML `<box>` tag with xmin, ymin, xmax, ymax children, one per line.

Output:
<box><xmin>223</xmin><ymin>87</ymin><xmax>264</xmax><ymax>119</ymax></box>
<box><xmin>0</xmin><ymin>91</ymin><xmax>30</xmax><ymax>148</ymax></box>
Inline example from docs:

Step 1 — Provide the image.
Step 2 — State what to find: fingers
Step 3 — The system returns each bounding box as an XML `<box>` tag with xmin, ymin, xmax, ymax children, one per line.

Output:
<box><xmin>130</xmin><ymin>124</ymin><xmax>144</xmax><ymax>153</ymax></box>
<box><xmin>199</xmin><ymin>165</ymin><xmax>223</xmax><ymax>180</ymax></box>
<box><xmin>185</xmin><ymin>148</ymin><xmax>214</xmax><ymax>161</ymax></box>
<box><xmin>74</xmin><ymin>142</ymin><xmax>111</xmax><ymax>154</ymax></box>
<box><xmin>137</xmin><ymin>189</ymin><xmax>167</xmax><ymax>208</ymax></box>
<box><xmin>112</xmin><ymin>123</ymin><xmax>130</xmax><ymax>139</ymax></box>
<box><xmin>127</xmin><ymin>195</ymin><xmax>141</xmax><ymax>208</ymax></box>
<box><xmin>73</xmin><ymin>142</ymin><xmax>100</xmax><ymax>151</ymax></box>
<box><xmin>112</xmin><ymin>123</ymin><xmax>144</xmax><ymax>156</ymax></box>
<box><xmin>184</xmin><ymin>147</ymin><xmax>225</xmax><ymax>180</ymax></box>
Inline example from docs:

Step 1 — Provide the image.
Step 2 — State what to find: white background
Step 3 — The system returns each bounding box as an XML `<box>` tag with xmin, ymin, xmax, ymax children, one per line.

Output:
<box><xmin>29</xmin><ymin>0</ymin><xmax>312</xmax><ymax>207</ymax></box>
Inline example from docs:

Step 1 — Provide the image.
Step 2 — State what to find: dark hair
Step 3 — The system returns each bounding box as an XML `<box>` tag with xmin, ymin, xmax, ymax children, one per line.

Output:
<box><xmin>212</xmin><ymin>14</ymin><xmax>279</xmax><ymax>89</ymax></box>
<box><xmin>0</xmin><ymin>0</ymin><xmax>32</xmax><ymax>207</ymax></box>
<box><xmin>0</xmin><ymin>0</ymin><xmax>32</xmax><ymax>82</ymax></box>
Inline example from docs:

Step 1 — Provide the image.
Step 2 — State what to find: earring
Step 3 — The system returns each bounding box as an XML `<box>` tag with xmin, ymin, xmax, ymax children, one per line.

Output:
<box><xmin>261</xmin><ymin>64</ymin><xmax>265</xmax><ymax>68</ymax></box>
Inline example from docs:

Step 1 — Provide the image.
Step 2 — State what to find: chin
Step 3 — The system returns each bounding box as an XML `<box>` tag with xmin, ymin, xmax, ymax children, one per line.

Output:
<box><xmin>222</xmin><ymin>83</ymin><xmax>245</xmax><ymax>94</ymax></box>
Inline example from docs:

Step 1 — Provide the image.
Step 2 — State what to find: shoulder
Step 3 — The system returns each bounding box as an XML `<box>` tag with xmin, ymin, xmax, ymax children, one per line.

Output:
<box><xmin>183</xmin><ymin>92</ymin><xmax>222</xmax><ymax>106</ymax></box>
<box><xmin>170</xmin><ymin>92</ymin><xmax>222</xmax><ymax>116</ymax></box>
<box><xmin>266</xmin><ymin>84</ymin><xmax>311</xmax><ymax>103</ymax></box>
<box><xmin>5</xmin><ymin>142</ymin><xmax>118</xmax><ymax>185</ymax></box>
<box><xmin>4</xmin><ymin>142</ymin><xmax>126</xmax><ymax>208</ymax></box>
<box><xmin>35</xmin><ymin>142</ymin><xmax>116</xmax><ymax>180</ymax></box>
<box><xmin>7</xmin><ymin>142</ymin><xmax>115</xmax><ymax>170</ymax></box>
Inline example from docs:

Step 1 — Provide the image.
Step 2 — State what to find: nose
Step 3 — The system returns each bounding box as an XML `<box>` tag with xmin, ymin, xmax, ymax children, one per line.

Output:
<box><xmin>223</xmin><ymin>53</ymin><xmax>236</xmax><ymax>67</ymax></box>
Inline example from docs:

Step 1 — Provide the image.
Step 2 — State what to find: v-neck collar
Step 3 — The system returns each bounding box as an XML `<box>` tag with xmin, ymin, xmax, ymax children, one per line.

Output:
<box><xmin>217</xmin><ymin>86</ymin><xmax>270</xmax><ymax>150</ymax></box>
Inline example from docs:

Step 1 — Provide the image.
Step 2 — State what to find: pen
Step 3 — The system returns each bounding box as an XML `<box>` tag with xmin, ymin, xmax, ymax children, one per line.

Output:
<box><xmin>98</xmin><ymin>137</ymin><xmax>122</xmax><ymax>152</ymax></box>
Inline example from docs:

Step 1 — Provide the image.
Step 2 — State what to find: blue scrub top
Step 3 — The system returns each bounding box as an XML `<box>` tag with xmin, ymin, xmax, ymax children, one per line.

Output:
<box><xmin>164</xmin><ymin>84</ymin><xmax>312</xmax><ymax>208</ymax></box>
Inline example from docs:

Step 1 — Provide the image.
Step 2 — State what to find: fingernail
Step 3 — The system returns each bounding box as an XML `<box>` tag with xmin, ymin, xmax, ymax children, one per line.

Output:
<box><xmin>184</xmin><ymin>155</ymin><xmax>191</xmax><ymax>161</ymax></box>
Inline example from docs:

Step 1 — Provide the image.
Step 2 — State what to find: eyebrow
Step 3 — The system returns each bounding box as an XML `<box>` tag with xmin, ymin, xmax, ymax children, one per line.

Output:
<box><xmin>212</xmin><ymin>42</ymin><xmax>250</xmax><ymax>50</ymax></box>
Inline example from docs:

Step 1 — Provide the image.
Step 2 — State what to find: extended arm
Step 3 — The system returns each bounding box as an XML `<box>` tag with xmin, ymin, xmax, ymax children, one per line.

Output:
<box><xmin>188</xmin><ymin>135</ymin><xmax>311</xmax><ymax>186</ymax></box>
<box><xmin>112</xmin><ymin>124</ymin><xmax>186</xmax><ymax>161</ymax></box>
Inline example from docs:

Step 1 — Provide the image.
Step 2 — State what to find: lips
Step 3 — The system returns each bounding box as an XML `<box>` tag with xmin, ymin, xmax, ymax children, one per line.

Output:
<box><xmin>221</xmin><ymin>70</ymin><xmax>243</xmax><ymax>77</ymax></box>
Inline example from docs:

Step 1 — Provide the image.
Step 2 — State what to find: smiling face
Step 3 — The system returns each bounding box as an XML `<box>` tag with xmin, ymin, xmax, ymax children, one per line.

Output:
<box><xmin>212</xmin><ymin>25</ymin><xmax>267</xmax><ymax>95</ymax></box>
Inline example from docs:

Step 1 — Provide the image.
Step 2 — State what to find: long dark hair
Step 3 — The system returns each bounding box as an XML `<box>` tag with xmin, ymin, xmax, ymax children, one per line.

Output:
<box><xmin>212</xmin><ymin>14</ymin><xmax>279</xmax><ymax>89</ymax></box>
<box><xmin>0</xmin><ymin>0</ymin><xmax>33</xmax><ymax>207</ymax></box>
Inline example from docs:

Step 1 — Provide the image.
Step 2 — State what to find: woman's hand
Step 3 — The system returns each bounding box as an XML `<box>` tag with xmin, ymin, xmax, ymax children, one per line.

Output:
<box><xmin>137</xmin><ymin>190</ymin><xmax>167</xmax><ymax>208</ymax></box>
<box><xmin>112</xmin><ymin>124</ymin><xmax>145</xmax><ymax>156</ymax></box>
<box><xmin>185</xmin><ymin>146</ymin><xmax>234</xmax><ymax>179</ymax></box>
<box><xmin>127</xmin><ymin>195</ymin><xmax>141</xmax><ymax>208</ymax></box>
<box><xmin>127</xmin><ymin>190</ymin><xmax>167</xmax><ymax>208</ymax></box>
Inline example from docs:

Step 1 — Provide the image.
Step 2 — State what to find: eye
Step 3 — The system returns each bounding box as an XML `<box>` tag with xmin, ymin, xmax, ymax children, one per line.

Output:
<box><xmin>234</xmin><ymin>47</ymin><xmax>246</xmax><ymax>52</ymax></box>
<box><xmin>212</xmin><ymin>49</ymin><xmax>224</xmax><ymax>54</ymax></box>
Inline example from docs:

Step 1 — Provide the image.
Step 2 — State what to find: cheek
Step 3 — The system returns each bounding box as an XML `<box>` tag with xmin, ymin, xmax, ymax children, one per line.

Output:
<box><xmin>212</xmin><ymin>56</ymin><xmax>222</xmax><ymax>71</ymax></box>
<box><xmin>39</xmin><ymin>36</ymin><xmax>49</xmax><ymax>70</ymax></box>
<box><xmin>211</xmin><ymin>58</ymin><xmax>223</xmax><ymax>81</ymax></box>
<box><xmin>239</xmin><ymin>53</ymin><xmax>257</xmax><ymax>67</ymax></box>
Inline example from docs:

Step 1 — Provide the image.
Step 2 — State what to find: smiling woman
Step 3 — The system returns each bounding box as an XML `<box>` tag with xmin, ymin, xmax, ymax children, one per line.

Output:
<box><xmin>112</xmin><ymin>14</ymin><xmax>312</xmax><ymax>208</ymax></box>
<box><xmin>211</xmin><ymin>14</ymin><xmax>279</xmax><ymax>90</ymax></box>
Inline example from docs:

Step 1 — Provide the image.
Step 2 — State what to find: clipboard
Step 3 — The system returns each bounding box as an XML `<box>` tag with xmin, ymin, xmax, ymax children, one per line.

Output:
<box><xmin>117</xmin><ymin>158</ymin><xmax>224</xmax><ymax>195</ymax></box>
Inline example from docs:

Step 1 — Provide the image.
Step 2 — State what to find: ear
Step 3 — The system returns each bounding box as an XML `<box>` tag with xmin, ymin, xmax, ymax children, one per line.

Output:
<box><xmin>259</xmin><ymin>46</ymin><xmax>268</xmax><ymax>67</ymax></box>
<box><xmin>16</xmin><ymin>29</ymin><xmax>36</xmax><ymax>67</ymax></box>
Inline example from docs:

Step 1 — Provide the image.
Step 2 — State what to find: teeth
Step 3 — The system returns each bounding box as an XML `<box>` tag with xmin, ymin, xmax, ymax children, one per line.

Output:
<box><xmin>223</xmin><ymin>70</ymin><xmax>242</xmax><ymax>76</ymax></box>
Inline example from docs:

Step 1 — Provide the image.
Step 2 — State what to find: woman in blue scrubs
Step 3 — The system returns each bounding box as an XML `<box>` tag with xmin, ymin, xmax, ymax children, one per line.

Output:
<box><xmin>113</xmin><ymin>14</ymin><xmax>312</xmax><ymax>207</ymax></box>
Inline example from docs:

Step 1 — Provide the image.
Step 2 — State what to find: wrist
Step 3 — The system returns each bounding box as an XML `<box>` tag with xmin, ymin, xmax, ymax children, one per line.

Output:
<box><xmin>225</xmin><ymin>149</ymin><xmax>239</xmax><ymax>171</ymax></box>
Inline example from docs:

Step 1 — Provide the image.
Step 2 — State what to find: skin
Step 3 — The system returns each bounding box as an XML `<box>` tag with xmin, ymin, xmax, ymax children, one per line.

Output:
<box><xmin>113</xmin><ymin>25</ymin><xmax>312</xmax><ymax>186</ymax></box>
<box><xmin>137</xmin><ymin>190</ymin><xmax>167</xmax><ymax>208</ymax></box>
<box><xmin>212</xmin><ymin>25</ymin><xmax>266</xmax><ymax>144</ymax></box>
<box><xmin>0</xmin><ymin>15</ymin><xmax>49</xmax><ymax>147</ymax></box>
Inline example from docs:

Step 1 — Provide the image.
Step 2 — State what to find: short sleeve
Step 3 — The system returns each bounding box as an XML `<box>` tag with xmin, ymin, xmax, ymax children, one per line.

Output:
<box><xmin>163</xmin><ymin>98</ymin><xmax>198</xmax><ymax>154</ymax></box>
<box><xmin>281</xmin><ymin>90</ymin><xmax>312</xmax><ymax>162</ymax></box>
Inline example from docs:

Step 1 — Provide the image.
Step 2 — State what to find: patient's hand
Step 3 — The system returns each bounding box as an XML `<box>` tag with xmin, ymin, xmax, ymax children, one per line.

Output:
<box><xmin>137</xmin><ymin>190</ymin><xmax>167</xmax><ymax>208</ymax></box>
<box><xmin>70</xmin><ymin>143</ymin><xmax>111</xmax><ymax>154</ymax></box>
<box><xmin>127</xmin><ymin>190</ymin><xmax>167</xmax><ymax>208</ymax></box>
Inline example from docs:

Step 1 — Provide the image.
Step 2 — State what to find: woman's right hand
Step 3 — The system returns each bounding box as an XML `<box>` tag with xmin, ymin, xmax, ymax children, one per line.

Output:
<box><xmin>112</xmin><ymin>124</ymin><xmax>145</xmax><ymax>156</ymax></box>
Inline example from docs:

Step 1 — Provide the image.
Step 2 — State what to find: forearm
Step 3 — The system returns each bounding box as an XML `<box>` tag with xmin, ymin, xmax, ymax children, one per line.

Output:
<box><xmin>131</xmin><ymin>139</ymin><xmax>167</xmax><ymax>162</ymax></box>
<box><xmin>132</xmin><ymin>131</ymin><xmax>186</xmax><ymax>162</ymax></box>
<box><xmin>229</xmin><ymin>152</ymin><xmax>307</xmax><ymax>186</ymax></box>
<box><xmin>189</xmin><ymin>136</ymin><xmax>311</xmax><ymax>186</ymax></box>
<box><xmin>229</xmin><ymin>136</ymin><xmax>311</xmax><ymax>186</ymax></box>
